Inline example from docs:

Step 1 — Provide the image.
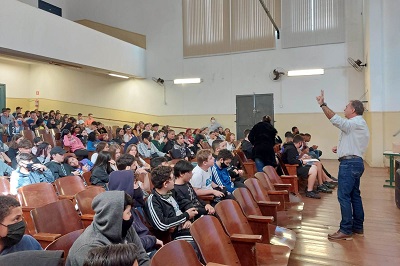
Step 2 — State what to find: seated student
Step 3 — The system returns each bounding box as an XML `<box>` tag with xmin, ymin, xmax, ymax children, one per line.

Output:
<box><xmin>240</xmin><ymin>129</ymin><xmax>253</xmax><ymax>159</ymax></box>
<box><xmin>190</xmin><ymin>149</ymin><xmax>226</xmax><ymax>202</ymax></box>
<box><xmin>86</xmin><ymin>132</ymin><xmax>100</xmax><ymax>152</ymax></box>
<box><xmin>65</xmin><ymin>155</ymin><xmax>93</xmax><ymax>176</ymax></box>
<box><xmin>66</xmin><ymin>191</ymin><xmax>150</xmax><ymax>266</ymax></box>
<box><xmin>170</xmin><ymin>134</ymin><xmax>192</xmax><ymax>160</ymax></box>
<box><xmin>11</xmin><ymin>139</ymin><xmax>41</xmax><ymax>169</ymax></box>
<box><xmin>137</xmin><ymin>132</ymin><xmax>166</xmax><ymax>159</ymax></box>
<box><xmin>144</xmin><ymin>166</ymin><xmax>198</xmax><ymax>243</ymax></box>
<box><xmin>0</xmin><ymin>160</ymin><xmax>13</xmax><ymax>177</ymax></box>
<box><xmin>211</xmin><ymin>149</ymin><xmax>245</xmax><ymax>195</ymax></box>
<box><xmin>7</xmin><ymin>116</ymin><xmax>24</xmax><ymax>141</ymax></box>
<box><xmin>207</xmin><ymin>130</ymin><xmax>218</xmax><ymax>146</ymax></box>
<box><xmin>85</xmin><ymin>121</ymin><xmax>98</xmax><ymax>135</ymax></box>
<box><xmin>132</xmin><ymin>123</ymin><xmax>142</xmax><ymax>137</ymax></box>
<box><xmin>45</xmin><ymin>147</ymin><xmax>79</xmax><ymax>179</ymax></box>
<box><xmin>77</xmin><ymin>113</ymin><xmax>84</xmax><ymax>125</ymax></box>
<box><xmin>90</xmin><ymin>142</ymin><xmax>109</xmax><ymax>164</ymax></box>
<box><xmin>174</xmin><ymin>160</ymin><xmax>215</xmax><ymax>219</ymax></box>
<box><xmin>0</xmin><ymin>195</ymin><xmax>42</xmax><ymax>256</ymax></box>
<box><xmin>108</xmin><ymin>144</ymin><xmax>121</xmax><ymax>162</ymax></box>
<box><xmin>112</xmin><ymin>128</ymin><xmax>125</xmax><ymax>147</ymax></box>
<box><xmin>84</xmin><ymin>113</ymin><xmax>95</xmax><ymax>127</ymax></box>
<box><xmin>6</xmin><ymin>134</ymin><xmax>23</xmax><ymax>163</ymax></box>
<box><xmin>151</xmin><ymin>132</ymin><xmax>165</xmax><ymax>152</ymax></box>
<box><xmin>90</xmin><ymin>151</ymin><xmax>115</xmax><ymax>189</ymax></box>
<box><xmin>31</xmin><ymin>137</ymin><xmax>43</xmax><ymax>157</ymax></box>
<box><xmin>108</xmin><ymin>155</ymin><xmax>162</xmax><ymax>254</ymax></box>
<box><xmin>211</xmin><ymin>139</ymin><xmax>227</xmax><ymax>158</ymax></box>
<box><xmin>161</xmin><ymin>130</ymin><xmax>176</xmax><ymax>154</ymax></box>
<box><xmin>126</xmin><ymin>145</ymin><xmax>150</xmax><ymax>170</ymax></box>
<box><xmin>225</xmin><ymin>132</ymin><xmax>237</xmax><ymax>152</ymax></box>
<box><xmin>0</xmin><ymin>140</ymin><xmax>11</xmax><ymax>165</ymax></box>
<box><xmin>281</xmin><ymin>134</ymin><xmax>322</xmax><ymax>199</ymax></box>
<box><xmin>35</xmin><ymin>142</ymin><xmax>51</xmax><ymax>164</ymax></box>
<box><xmin>123</xmin><ymin>126</ymin><xmax>135</xmax><ymax>143</ymax></box>
<box><xmin>83</xmin><ymin>243</ymin><xmax>141</xmax><ymax>266</ymax></box>
<box><xmin>63</xmin><ymin>129</ymin><xmax>89</xmax><ymax>159</ymax></box>
<box><xmin>9</xmin><ymin>153</ymin><xmax>54</xmax><ymax>194</ymax></box>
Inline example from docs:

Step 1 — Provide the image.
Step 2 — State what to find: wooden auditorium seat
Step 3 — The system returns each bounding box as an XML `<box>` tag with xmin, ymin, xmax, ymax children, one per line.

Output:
<box><xmin>232</xmin><ymin>188</ymin><xmax>296</xmax><ymax>250</ymax></box>
<box><xmin>45</xmin><ymin>229</ymin><xmax>84</xmax><ymax>261</ymax></box>
<box><xmin>191</xmin><ymin>215</ymin><xmax>291</xmax><ymax>266</ymax></box>
<box><xmin>233</xmin><ymin>150</ymin><xmax>257</xmax><ymax>178</ymax></box>
<box><xmin>21</xmin><ymin>129</ymin><xmax>35</xmax><ymax>143</ymax></box>
<box><xmin>31</xmin><ymin>199</ymin><xmax>84</xmax><ymax>248</ymax></box>
<box><xmin>42</xmin><ymin>133</ymin><xmax>57</xmax><ymax>148</ymax></box>
<box><xmin>75</xmin><ymin>186</ymin><xmax>105</xmax><ymax>228</ymax></box>
<box><xmin>275</xmin><ymin>153</ymin><xmax>297</xmax><ymax>176</ymax></box>
<box><xmin>247</xmin><ymin>176</ymin><xmax>303</xmax><ymax>214</ymax></box>
<box><xmin>54</xmin><ymin>175</ymin><xmax>87</xmax><ymax>200</ymax></box>
<box><xmin>150</xmin><ymin>240</ymin><xmax>203</xmax><ymax>266</ymax></box>
<box><xmin>199</xmin><ymin>141</ymin><xmax>211</xmax><ymax>150</ymax></box>
<box><xmin>17</xmin><ymin>182</ymin><xmax>59</xmax><ymax>235</ymax></box>
<box><xmin>0</xmin><ymin>177</ymin><xmax>11</xmax><ymax>195</ymax></box>
<box><xmin>244</xmin><ymin>178</ymin><xmax>302</xmax><ymax>229</ymax></box>
<box><xmin>82</xmin><ymin>171</ymin><xmax>92</xmax><ymax>186</ymax></box>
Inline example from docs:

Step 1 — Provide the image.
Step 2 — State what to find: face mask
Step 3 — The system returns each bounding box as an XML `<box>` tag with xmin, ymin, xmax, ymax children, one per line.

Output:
<box><xmin>211</xmin><ymin>119</ymin><xmax>216</xmax><ymax>124</ymax></box>
<box><xmin>1</xmin><ymin>220</ymin><xmax>26</xmax><ymax>247</ymax></box>
<box><xmin>121</xmin><ymin>215</ymin><xmax>133</xmax><ymax>238</ymax></box>
<box><xmin>17</xmin><ymin>120</ymin><xmax>23</xmax><ymax>126</ymax></box>
<box><xmin>221</xmin><ymin>162</ymin><xmax>229</xmax><ymax>169</ymax></box>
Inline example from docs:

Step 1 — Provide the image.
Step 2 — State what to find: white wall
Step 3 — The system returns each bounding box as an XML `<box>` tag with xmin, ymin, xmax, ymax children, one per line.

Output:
<box><xmin>0</xmin><ymin>58</ymin><xmax>30</xmax><ymax>98</ymax></box>
<box><xmin>63</xmin><ymin>0</ymin><xmax>366</xmax><ymax>116</ymax></box>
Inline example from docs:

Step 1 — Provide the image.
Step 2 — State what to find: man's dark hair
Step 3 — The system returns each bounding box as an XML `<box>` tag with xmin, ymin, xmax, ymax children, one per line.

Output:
<box><xmin>262</xmin><ymin>115</ymin><xmax>272</xmax><ymax>123</ymax></box>
<box><xmin>30</xmin><ymin>111</ymin><xmax>36</xmax><ymax>115</ymax></box>
<box><xmin>351</xmin><ymin>100</ymin><xmax>365</xmax><ymax>115</ymax></box>
<box><xmin>150</xmin><ymin>157</ymin><xmax>168</xmax><ymax>168</ymax></box>
<box><xmin>293</xmin><ymin>134</ymin><xmax>304</xmax><ymax>144</ymax></box>
<box><xmin>18</xmin><ymin>139</ymin><xmax>33</xmax><ymax>149</ymax></box>
<box><xmin>212</xmin><ymin>139</ymin><xmax>223</xmax><ymax>151</ymax></box>
<box><xmin>291</xmin><ymin>126</ymin><xmax>298</xmax><ymax>133</ymax></box>
<box><xmin>123</xmin><ymin>193</ymin><xmax>134</xmax><ymax>210</ymax></box>
<box><xmin>0</xmin><ymin>196</ymin><xmax>21</xmax><ymax>223</ymax></box>
<box><xmin>174</xmin><ymin>133</ymin><xmax>184</xmax><ymax>141</ymax></box>
<box><xmin>216</xmin><ymin>149</ymin><xmax>234</xmax><ymax>161</ymax></box>
<box><xmin>243</xmin><ymin>129</ymin><xmax>251</xmax><ymax>137</ymax></box>
<box><xmin>153</xmin><ymin>132</ymin><xmax>159</xmax><ymax>138</ymax></box>
<box><xmin>116</xmin><ymin>154</ymin><xmax>135</xmax><ymax>170</ymax></box>
<box><xmin>284</xmin><ymin>131</ymin><xmax>293</xmax><ymax>138</ymax></box>
<box><xmin>141</xmin><ymin>131</ymin><xmax>151</xmax><ymax>140</ymax></box>
<box><xmin>304</xmin><ymin>133</ymin><xmax>311</xmax><ymax>137</ymax></box>
<box><xmin>91</xmin><ymin>121</ymin><xmax>98</xmax><ymax>126</ymax></box>
<box><xmin>83</xmin><ymin>243</ymin><xmax>139</xmax><ymax>266</ymax></box>
<box><xmin>33</xmin><ymin>137</ymin><xmax>42</xmax><ymax>145</ymax></box>
<box><xmin>151</xmin><ymin>166</ymin><xmax>173</xmax><ymax>189</ymax></box>
<box><xmin>174</xmin><ymin>160</ymin><xmax>194</xmax><ymax>177</ymax></box>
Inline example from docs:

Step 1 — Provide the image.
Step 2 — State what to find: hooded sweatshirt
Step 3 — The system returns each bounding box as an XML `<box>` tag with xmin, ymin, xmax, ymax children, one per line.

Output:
<box><xmin>108</xmin><ymin>170</ymin><xmax>156</xmax><ymax>251</ymax></box>
<box><xmin>66</xmin><ymin>191</ymin><xmax>150</xmax><ymax>266</ymax></box>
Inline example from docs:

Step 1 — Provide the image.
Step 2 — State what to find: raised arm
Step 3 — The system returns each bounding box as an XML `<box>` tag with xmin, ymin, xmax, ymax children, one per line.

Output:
<box><xmin>316</xmin><ymin>90</ymin><xmax>336</xmax><ymax>119</ymax></box>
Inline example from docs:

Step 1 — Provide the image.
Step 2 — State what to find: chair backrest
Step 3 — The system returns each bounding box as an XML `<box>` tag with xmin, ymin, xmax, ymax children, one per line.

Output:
<box><xmin>22</xmin><ymin>129</ymin><xmax>35</xmax><ymax>142</ymax></box>
<box><xmin>199</xmin><ymin>141</ymin><xmax>211</xmax><ymax>150</ymax></box>
<box><xmin>234</xmin><ymin>149</ymin><xmax>248</xmax><ymax>163</ymax></box>
<box><xmin>275</xmin><ymin>153</ymin><xmax>289</xmax><ymax>175</ymax></box>
<box><xmin>150</xmin><ymin>240</ymin><xmax>203</xmax><ymax>266</ymax></box>
<box><xmin>263</xmin><ymin>166</ymin><xmax>284</xmax><ymax>184</ymax></box>
<box><xmin>214</xmin><ymin>199</ymin><xmax>254</xmax><ymax>236</ymax></box>
<box><xmin>45</xmin><ymin>229</ymin><xmax>84</xmax><ymax>259</ymax></box>
<box><xmin>254</xmin><ymin>171</ymin><xmax>276</xmax><ymax>191</ymax></box>
<box><xmin>75</xmin><ymin>186</ymin><xmax>105</xmax><ymax>215</ymax></box>
<box><xmin>17</xmin><ymin>182</ymin><xmax>58</xmax><ymax>207</ymax></box>
<box><xmin>31</xmin><ymin>199</ymin><xmax>84</xmax><ymax>235</ymax></box>
<box><xmin>42</xmin><ymin>133</ymin><xmax>57</xmax><ymax>148</ymax></box>
<box><xmin>244</xmin><ymin>177</ymin><xmax>270</xmax><ymax>202</ymax></box>
<box><xmin>190</xmin><ymin>216</ymin><xmax>241</xmax><ymax>265</ymax></box>
<box><xmin>0</xmin><ymin>177</ymin><xmax>10</xmax><ymax>195</ymax></box>
<box><xmin>35</xmin><ymin>129</ymin><xmax>47</xmax><ymax>138</ymax></box>
<box><xmin>232</xmin><ymin>188</ymin><xmax>263</xmax><ymax>217</ymax></box>
<box><xmin>54</xmin><ymin>176</ymin><xmax>87</xmax><ymax>197</ymax></box>
<box><xmin>82</xmin><ymin>171</ymin><xmax>92</xmax><ymax>186</ymax></box>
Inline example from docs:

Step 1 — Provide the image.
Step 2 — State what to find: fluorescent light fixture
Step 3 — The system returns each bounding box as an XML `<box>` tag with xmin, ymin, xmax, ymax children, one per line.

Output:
<box><xmin>108</xmin><ymin>73</ymin><xmax>129</xmax><ymax>79</ymax></box>
<box><xmin>287</xmin><ymin>69</ymin><xmax>324</xmax><ymax>77</ymax></box>
<box><xmin>173</xmin><ymin>78</ymin><xmax>202</xmax><ymax>84</ymax></box>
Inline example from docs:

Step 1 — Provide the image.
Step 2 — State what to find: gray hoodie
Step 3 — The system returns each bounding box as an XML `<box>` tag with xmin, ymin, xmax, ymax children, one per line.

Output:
<box><xmin>66</xmin><ymin>191</ymin><xmax>150</xmax><ymax>266</ymax></box>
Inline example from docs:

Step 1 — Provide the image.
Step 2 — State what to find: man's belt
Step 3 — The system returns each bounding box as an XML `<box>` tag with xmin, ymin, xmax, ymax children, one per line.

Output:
<box><xmin>338</xmin><ymin>155</ymin><xmax>360</xmax><ymax>162</ymax></box>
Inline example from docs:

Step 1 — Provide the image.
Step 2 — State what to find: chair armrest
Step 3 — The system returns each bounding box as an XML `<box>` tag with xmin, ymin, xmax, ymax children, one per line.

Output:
<box><xmin>21</xmin><ymin>206</ymin><xmax>35</xmax><ymax>212</ymax></box>
<box><xmin>273</xmin><ymin>183</ymin><xmax>291</xmax><ymax>190</ymax></box>
<box><xmin>281</xmin><ymin>175</ymin><xmax>297</xmax><ymax>178</ymax></box>
<box><xmin>33</xmin><ymin>233</ymin><xmax>61</xmax><ymax>242</ymax></box>
<box><xmin>267</xmin><ymin>190</ymin><xmax>289</xmax><ymax>195</ymax></box>
<box><xmin>247</xmin><ymin>214</ymin><xmax>274</xmax><ymax>223</ymax></box>
<box><xmin>206</xmin><ymin>263</ymin><xmax>229</xmax><ymax>266</ymax></box>
<box><xmin>58</xmin><ymin>195</ymin><xmax>74</xmax><ymax>200</ymax></box>
<box><xmin>257</xmin><ymin>201</ymin><xmax>281</xmax><ymax>207</ymax></box>
<box><xmin>230</xmin><ymin>233</ymin><xmax>262</xmax><ymax>243</ymax></box>
<box><xmin>198</xmin><ymin>195</ymin><xmax>214</xmax><ymax>202</ymax></box>
<box><xmin>81</xmin><ymin>214</ymin><xmax>94</xmax><ymax>220</ymax></box>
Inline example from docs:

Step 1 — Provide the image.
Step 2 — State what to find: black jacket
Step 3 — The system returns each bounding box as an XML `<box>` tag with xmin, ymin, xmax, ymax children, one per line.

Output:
<box><xmin>281</xmin><ymin>142</ymin><xmax>301</xmax><ymax>166</ymax></box>
<box><xmin>248</xmin><ymin>121</ymin><xmax>277</xmax><ymax>166</ymax></box>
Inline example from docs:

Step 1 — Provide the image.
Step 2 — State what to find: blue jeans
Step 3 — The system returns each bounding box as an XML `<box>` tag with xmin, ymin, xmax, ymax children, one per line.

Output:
<box><xmin>255</xmin><ymin>158</ymin><xmax>265</xmax><ymax>172</ymax></box>
<box><xmin>337</xmin><ymin>157</ymin><xmax>364</xmax><ymax>235</ymax></box>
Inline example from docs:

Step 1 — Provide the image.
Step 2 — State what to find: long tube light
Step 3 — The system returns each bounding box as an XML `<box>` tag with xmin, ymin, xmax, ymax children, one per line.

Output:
<box><xmin>108</xmin><ymin>73</ymin><xmax>129</xmax><ymax>79</ymax></box>
<box><xmin>174</xmin><ymin>78</ymin><xmax>202</xmax><ymax>84</ymax></box>
<box><xmin>287</xmin><ymin>69</ymin><xmax>324</xmax><ymax>77</ymax></box>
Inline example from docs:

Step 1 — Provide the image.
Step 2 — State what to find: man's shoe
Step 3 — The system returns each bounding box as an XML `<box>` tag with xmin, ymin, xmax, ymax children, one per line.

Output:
<box><xmin>305</xmin><ymin>190</ymin><xmax>321</xmax><ymax>199</ymax></box>
<box><xmin>328</xmin><ymin>230</ymin><xmax>353</xmax><ymax>240</ymax></box>
<box><xmin>353</xmin><ymin>230</ymin><xmax>364</xmax><ymax>236</ymax></box>
<box><xmin>330</xmin><ymin>176</ymin><xmax>338</xmax><ymax>181</ymax></box>
<box><xmin>323</xmin><ymin>181</ymin><xmax>336</xmax><ymax>189</ymax></box>
<box><xmin>317</xmin><ymin>184</ymin><xmax>333</xmax><ymax>193</ymax></box>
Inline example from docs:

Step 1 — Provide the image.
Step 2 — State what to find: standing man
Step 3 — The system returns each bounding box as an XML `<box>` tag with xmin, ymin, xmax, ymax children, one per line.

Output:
<box><xmin>316</xmin><ymin>90</ymin><xmax>369</xmax><ymax>240</ymax></box>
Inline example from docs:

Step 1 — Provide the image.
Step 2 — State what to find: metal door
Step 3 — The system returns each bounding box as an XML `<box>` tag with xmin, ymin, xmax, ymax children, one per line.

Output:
<box><xmin>236</xmin><ymin>93</ymin><xmax>274</xmax><ymax>139</ymax></box>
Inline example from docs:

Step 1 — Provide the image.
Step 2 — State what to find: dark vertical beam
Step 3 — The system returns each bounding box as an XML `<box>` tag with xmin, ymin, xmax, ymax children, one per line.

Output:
<box><xmin>258</xmin><ymin>0</ymin><xmax>280</xmax><ymax>39</ymax></box>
